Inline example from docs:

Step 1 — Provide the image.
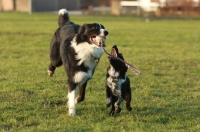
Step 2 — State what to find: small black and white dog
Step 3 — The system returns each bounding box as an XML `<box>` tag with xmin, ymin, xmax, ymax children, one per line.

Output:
<box><xmin>106</xmin><ymin>45</ymin><xmax>132</xmax><ymax>116</ymax></box>
<box><xmin>48</xmin><ymin>9</ymin><xmax>109</xmax><ymax>116</ymax></box>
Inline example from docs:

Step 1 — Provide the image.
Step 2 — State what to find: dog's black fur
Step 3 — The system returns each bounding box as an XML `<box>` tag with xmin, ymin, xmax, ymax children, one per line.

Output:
<box><xmin>106</xmin><ymin>45</ymin><xmax>132</xmax><ymax>116</ymax></box>
<box><xmin>48</xmin><ymin>10</ymin><xmax>80</xmax><ymax>75</ymax></box>
<box><xmin>48</xmin><ymin>9</ymin><xmax>109</xmax><ymax>116</ymax></box>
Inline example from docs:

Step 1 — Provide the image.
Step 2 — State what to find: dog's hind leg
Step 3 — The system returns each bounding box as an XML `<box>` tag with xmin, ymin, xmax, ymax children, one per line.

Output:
<box><xmin>48</xmin><ymin>28</ymin><xmax>62</xmax><ymax>77</ymax></box>
<box><xmin>125</xmin><ymin>81</ymin><xmax>132</xmax><ymax>111</ymax></box>
<box><xmin>125</xmin><ymin>92</ymin><xmax>132</xmax><ymax>111</ymax></box>
<box><xmin>75</xmin><ymin>82</ymin><xmax>87</xmax><ymax>104</ymax></box>
<box><xmin>48</xmin><ymin>59</ymin><xmax>62</xmax><ymax>76</ymax></box>
<box><xmin>106</xmin><ymin>85</ymin><xmax>112</xmax><ymax>107</ymax></box>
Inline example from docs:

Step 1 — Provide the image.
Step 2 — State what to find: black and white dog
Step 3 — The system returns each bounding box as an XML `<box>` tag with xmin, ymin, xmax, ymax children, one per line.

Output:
<box><xmin>48</xmin><ymin>9</ymin><xmax>109</xmax><ymax>116</ymax></box>
<box><xmin>106</xmin><ymin>45</ymin><xmax>132</xmax><ymax>116</ymax></box>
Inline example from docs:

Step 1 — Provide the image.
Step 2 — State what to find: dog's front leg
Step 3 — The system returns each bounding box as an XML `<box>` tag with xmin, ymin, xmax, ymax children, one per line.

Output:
<box><xmin>75</xmin><ymin>82</ymin><xmax>87</xmax><ymax>104</ymax></box>
<box><xmin>114</xmin><ymin>96</ymin><xmax>123</xmax><ymax>113</ymax></box>
<box><xmin>68</xmin><ymin>89</ymin><xmax>76</xmax><ymax>116</ymax></box>
<box><xmin>106</xmin><ymin>85</ymin><xmax>112</xmax><ymax>107</ymax></box>
<box><xmin>109</xmin><ymin>95</ymin><xmax>117</xmax><ymax>116</ymax></box>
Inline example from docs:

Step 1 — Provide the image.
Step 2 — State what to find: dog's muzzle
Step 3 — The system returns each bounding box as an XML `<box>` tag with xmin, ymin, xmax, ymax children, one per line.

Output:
<box><xmin>90</xmin><ymin>29</ymin><xmax>109</xmax><ymax>47</ymax></box>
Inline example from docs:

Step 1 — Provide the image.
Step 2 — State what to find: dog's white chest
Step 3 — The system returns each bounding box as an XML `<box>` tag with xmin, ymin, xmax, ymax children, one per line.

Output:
<box><xmin>108</xmin><ymin>66</ymin><xmax>119</xmax><ymax>77</ymax></box>
<box><xmin>71</xmin><ymin>40</ymin><xmax>104</xmax><ymax>68</ymax></box>
<box><xmin>71</xmin><ymin>39</ymin><xmax>104</xmax><ymax>84</ymax></box>
<box><xmin>107</xmin><ymin>66</ymin><xmax>126</xmax><ymax>96</ymax></box>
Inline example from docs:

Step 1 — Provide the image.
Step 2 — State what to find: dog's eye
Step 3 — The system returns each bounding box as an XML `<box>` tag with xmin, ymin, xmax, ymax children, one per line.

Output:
<box><xmin>92</xmin><ymin>36</ymin><xmax>96</xmax><ymax>38</ymax></box>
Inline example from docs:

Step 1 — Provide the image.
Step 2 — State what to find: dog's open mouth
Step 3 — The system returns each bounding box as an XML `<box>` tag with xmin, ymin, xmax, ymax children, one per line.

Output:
<box><xmin>90</xmin><ymin>36</ymin><xmax>106</xmax><ymax>47</ymax></box>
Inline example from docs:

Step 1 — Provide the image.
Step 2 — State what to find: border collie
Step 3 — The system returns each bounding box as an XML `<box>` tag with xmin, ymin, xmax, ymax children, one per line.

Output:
<box><xmin>47</xmin><ymin>9</ymin><xmax>109</xmax><ymax>116</ymax></box>
<box><xmin>106</xmin><ymin>45</ymin><xmax>132</xmax><ymax>116</ymax></box>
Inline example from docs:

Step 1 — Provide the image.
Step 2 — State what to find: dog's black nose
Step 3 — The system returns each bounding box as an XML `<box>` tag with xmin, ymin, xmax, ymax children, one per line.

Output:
<box><xmin>104</xmin><ymin>30</ymin><xmax>109</xmax><ymax>36</ymax></box>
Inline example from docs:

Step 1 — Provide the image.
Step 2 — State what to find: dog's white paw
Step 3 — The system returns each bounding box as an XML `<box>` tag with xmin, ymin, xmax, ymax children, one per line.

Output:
<box><xmin>47</xmin><ymin>70</ymin><xmax>54</xmax><ymax>77</ymax></box>
<box><xmin>106</xmin><ymin>97</ymin><xmax>112</xmax><ymax>107</ymax></box>
<box><xmin>75</xmin><ymin>99</ymin><xmax>78</xmax><ymax>104</ymax></box>
<box><xmin>68</xmin><ymin>107</ymin><xmax>76</xmax><ymax>116</ymax></box>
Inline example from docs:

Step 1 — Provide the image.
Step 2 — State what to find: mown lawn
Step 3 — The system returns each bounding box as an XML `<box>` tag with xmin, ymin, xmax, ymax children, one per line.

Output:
<box><xmin>0</xmin><ymin>12</ymin><xmax>200</xmax><ymax>131</ymax></box>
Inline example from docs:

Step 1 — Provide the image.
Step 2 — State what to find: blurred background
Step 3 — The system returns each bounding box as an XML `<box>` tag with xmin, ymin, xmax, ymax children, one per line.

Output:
<box><xmin>0</xmin><ymin>0</ymin><xmax>200</xmax><ymax>17</ymax></box>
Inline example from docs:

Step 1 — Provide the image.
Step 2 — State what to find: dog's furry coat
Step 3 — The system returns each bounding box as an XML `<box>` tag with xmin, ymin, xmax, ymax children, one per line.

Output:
<box><xmin>48</xmin><ymin>9</ymin><xmax>108</xmax><ymax>116</ymax></box>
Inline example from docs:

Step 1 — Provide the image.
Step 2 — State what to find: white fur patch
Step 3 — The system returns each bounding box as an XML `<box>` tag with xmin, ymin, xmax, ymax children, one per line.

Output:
<box><xmin>58</xmin><ymin>9</ymin><xmax>68</xmax><ymax>15</ymax></box>
<box><xmin>107</xmin><ymin>76</ymin><xmax>126</xmax><ymax>96</ymax></box>
<box><xmin>71</xmin><ymin>38</ymin><xmax>104</xmax><ymax>65</ymax></box>
<box><xmin>107</xmin><ymin>65</ymin><xmax>126</xmax><ymax>96</ymax></box>
<box><xmin>100</xmin><ymin>29</ymin><xmax>105</xmax><ymax>36</ymax></box>
<box><xmin>73</xmin><ymin>70</ymin><xmax>92</xmax><ymax>84</ymax></box>
<box><xmin>72</xmin><ymin>38</ymin><xmax>103</xmax><ymax>62</ymax></box>
<box><xmin>108</xmin><ymin>65</ymin><xmax>120</xmax><ymax>77</ymax></box>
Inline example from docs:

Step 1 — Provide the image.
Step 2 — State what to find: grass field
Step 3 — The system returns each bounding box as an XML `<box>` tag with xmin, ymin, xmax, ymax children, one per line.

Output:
<box><xmin>0</xmin><ymin>12</ymin><xmax>200</xmax><ymax>131</ymax></box>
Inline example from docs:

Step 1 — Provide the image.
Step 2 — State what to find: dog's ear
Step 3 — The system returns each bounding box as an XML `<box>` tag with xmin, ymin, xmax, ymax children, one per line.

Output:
<box><xmin>78</xmin><ymin>24</ymin><xmax>86</xmax><ymax>35</ymax></box>
<box><xmin>112</xmin><ymin>45</ymin><xmax>118</xmax><ymax>53</ymax></box>
<box><xmin>76</xmin><ymin>24</ymin><xmax>88</xmax><ymax>42</ymax></box>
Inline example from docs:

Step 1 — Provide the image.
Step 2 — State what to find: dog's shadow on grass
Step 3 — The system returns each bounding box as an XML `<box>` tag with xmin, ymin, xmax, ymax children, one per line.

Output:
<box><xmin>75</xmin><ymin>102</ymin><xmax>134</xmax><ymax>118</ymax></box>
<box><xmin>131</xmin><ymin>104</ymin><xmax>200</xmax><ymax>124</ymax></box>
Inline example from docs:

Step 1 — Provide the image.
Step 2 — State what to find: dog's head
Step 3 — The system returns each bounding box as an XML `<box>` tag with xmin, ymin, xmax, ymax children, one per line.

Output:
<box><xmin>108</xmin><ymin>45</ymin><xmax>120</xmax><ymax>66</ymax></box>
<box><xmin>76</xmin><ymin>23</ymin><xmax>109</xmax><ymax>47</ymax></box>
<box><xmin>108</xmin><ymin>45</ymin><xmax>128</xmax><ymax>74</ymax></box>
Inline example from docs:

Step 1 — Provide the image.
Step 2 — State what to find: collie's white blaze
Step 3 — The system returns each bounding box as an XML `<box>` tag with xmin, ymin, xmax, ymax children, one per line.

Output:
<box><xmin>58</xmin><ymin>9</ymin><xmax>68</xmax><ymax>15</ymax></box>
<box><xmin>68</xmin><ymin>89</ymin><xmax>76</xmax><ymax>116</ymax></box>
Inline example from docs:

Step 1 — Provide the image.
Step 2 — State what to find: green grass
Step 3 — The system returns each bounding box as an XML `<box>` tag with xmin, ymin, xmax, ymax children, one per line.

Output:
<box><xmin>0</xmin><ymin>12</ymin><xmax>200</xmax><ymax>131</ymax></box>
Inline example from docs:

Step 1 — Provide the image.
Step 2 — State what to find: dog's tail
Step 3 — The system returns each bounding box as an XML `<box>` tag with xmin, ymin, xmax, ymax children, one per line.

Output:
<box><xmin>58</xmin><ymin>9</ymin><xmax>69</xmax><ymax>28</ymax></box>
